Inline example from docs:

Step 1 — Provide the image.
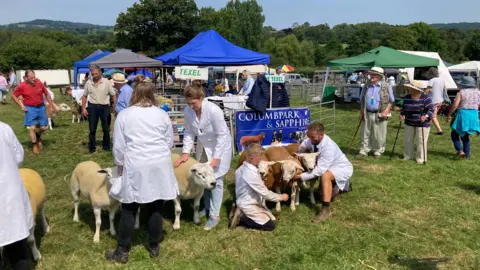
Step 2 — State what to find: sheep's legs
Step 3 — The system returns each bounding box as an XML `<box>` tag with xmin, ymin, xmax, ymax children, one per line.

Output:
<box><xmin>27</xmin><ymin>226</ymin><xmax>41</xmax><ymax>262</ymax></box>
<box><xmin>40</xmin><ymin>206</ymin><xmax>50</xmax><ymax>233</ymax></box>
<box><xmin>290</xmin><ymin>184</ymin><xmax>297</xmax><ymax>211</ymax></box>
<box><xmin>309</xmin><ymin>179</ymin><xmax>317</xmax><ymax>206</ymax></box>
<box><xmin>275</xmin><ymin>187</ymin><xmax>282</xmax><ymax>212</ymax></box>
<box><xmin>72</xmin><ymin>115</ymin><xmax>75</xmax><ymax>123</ymax></box>
<box><xmin>193</xmin><ymin>192</ymin><xmax>203</xmax><ymax>226</ymax></box>
<box><xmin>48</xmin><ymin>118</ymin><xmax>53</xmax><ymax>130</ymax></box>
<box><xmin>93</xmin><ymin>207</ymin><xmax>101</xmax><ymax>243</ymax></box>
<box><xmin>134</xmin><ymin>207</ymin><xmax>140</xmax><ymax>229</ymax></box>
<box><xmin>108</xmin><ymin>206</ymin><xmax>117</xmax><ymax>237</ymax></box>
<box><xmin>173</xmin><ymin>197</ymin><xmax>182</xmax><ymax>231</ymax></box>
<box><xmin>295</xmin><ymin>185</ymin><xmax>301</xmax><ymax>206</ymax></box>
<box><xmin>71</xmin><ymin>185</ymin><xmax>80</xmax><ymax>222</ymax></box>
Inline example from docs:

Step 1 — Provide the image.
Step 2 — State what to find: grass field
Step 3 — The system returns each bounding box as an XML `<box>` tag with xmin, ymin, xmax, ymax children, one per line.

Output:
<box><xmin>1</xmin><ymin>90</ymin><xmax>480</xmax><ymax>270</ymax></box>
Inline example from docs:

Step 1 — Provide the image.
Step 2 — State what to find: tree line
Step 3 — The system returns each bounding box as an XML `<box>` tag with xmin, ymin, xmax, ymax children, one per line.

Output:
<box><xmin>1</xmin><ymin>0</ymin><xmax>479</xmax><ymax>73</ymax></box>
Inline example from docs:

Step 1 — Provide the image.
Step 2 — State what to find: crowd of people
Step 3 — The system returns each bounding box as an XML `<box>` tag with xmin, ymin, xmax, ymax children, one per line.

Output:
<box><xmin>1</xmin><ymin>63</ymin><xmax>480</xmax><ymax>267</ymax></box>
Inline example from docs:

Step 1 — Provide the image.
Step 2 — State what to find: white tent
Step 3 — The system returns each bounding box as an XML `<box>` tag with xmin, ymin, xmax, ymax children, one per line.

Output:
<box><xmin>448</xmin><ymin>61</ymin><xmax>480</xmax><ymax>78</ymax></box>
<box><xmin>400</xmin><ymin>51</ymin><xmax>457</xmax><ymax>89</ymax></box>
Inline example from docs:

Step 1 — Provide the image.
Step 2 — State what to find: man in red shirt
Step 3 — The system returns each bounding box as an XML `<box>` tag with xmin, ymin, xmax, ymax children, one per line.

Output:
<box><xmin>12</xmin><ymin>70</ymin><xmax>53</xmax><ymax>154</ymax></box>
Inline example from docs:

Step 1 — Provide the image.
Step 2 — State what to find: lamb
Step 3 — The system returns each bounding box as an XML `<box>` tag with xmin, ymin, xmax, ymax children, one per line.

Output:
<box><xmin>239</xmin><ymin>132</ymin><xmax>265</xmax><ymax>152</ymax></box>
<box><xmin>46</xmin><ymin>103</ymin><xmax>70</xmax><ymax>130</ymax></box>
<box><xmin>69</xmin><ymin>161</ymin><xmax>136</xmax><ymax>243</ymax></box>
<box><xmin>19</xmin><ymin>168</ymin><xmax>50</xmax><ymax>262</ymax></box>
<box><xmin>71</xmin><ymin>100</ymin><xmax>83</xmax><ymax>123</ymax></box>
<box><xmin>171</xmin><ymin>153</ymin><xmax>216</xmax><ymax>231</ymax></box>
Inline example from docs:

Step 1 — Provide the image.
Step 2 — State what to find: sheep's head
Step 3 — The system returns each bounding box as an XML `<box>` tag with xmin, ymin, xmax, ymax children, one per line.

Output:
<box><xmin>59</xmin><ymin>103</ymin><xmax>71</xmax><ymax>112</ymax></box>
<box><xmin>190</xmin><ymin>163</ymin><xmax>216</xmax><ymax>190</ymax></box>
<box><xmin>295</xmin><ymin>152</ymin><xmax>320</xmax><ymax>171</ymax></box>
<box><xmin>277</xmin><ymin>160</ymin><xmax>304</xmax><ymax>182</ymax></box>
<box><xmin>98</xmin><ymin>167</ymin><xmax>119</xmax><ymax>186</ymax></box>
<box><xmin>258</xmin><ymin>160</ymin><xmax>272</xmax><ymax>180</ymax></box>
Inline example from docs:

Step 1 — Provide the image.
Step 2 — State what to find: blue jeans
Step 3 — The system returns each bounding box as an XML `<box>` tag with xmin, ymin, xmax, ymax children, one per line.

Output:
<box><xmin>203</xmin><ymin>177</ymin><xmax>223</xmax><ymax>218</ymax></box>
<box><xmin>451</xmin><ymin>130</ymin><xmax>470</xmax><ymax>157</ymax></box>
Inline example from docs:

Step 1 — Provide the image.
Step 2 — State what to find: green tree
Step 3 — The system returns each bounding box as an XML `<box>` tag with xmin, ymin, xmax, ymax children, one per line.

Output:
<box><xmin>464</xmin><ymin>30</ymin><xmax>480</xmax><ymax>60</ymax></box>
<box><xmin>386</xmin><ymin>27</ymin><xmax>418</xmax><ymax>50</ymax></box>
<box><xmin>408</xmin><ymin>22</ymin><xmax>447</xmax><ymax>52</ymax></box>
<box><xmin>346</xmin><ymin>26</ymin><xmax>375</xmax><ymax>56</ymax></box>
<box><xmin>114</xmin><ymin>0</ymin><xmax>199</xmax><ymax>56</ymax></box>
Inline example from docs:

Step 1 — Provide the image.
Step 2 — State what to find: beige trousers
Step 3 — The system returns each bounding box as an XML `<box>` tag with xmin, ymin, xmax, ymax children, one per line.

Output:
<box><xmin>359</xmin><ymin>112</ymin><xmax>388</xmax><ymax>156</ymax></box>
<box><xmin>403</xmin><ymin>125</ymin><xmax>430</xmax><ymax>163</ymax></box>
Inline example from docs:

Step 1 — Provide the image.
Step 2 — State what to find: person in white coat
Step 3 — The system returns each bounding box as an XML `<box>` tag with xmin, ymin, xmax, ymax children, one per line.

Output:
<box><xmin>0</xmin><ymin>121</ymin><xmax>32</xmax><ymax>269</ymax></box>
<box><xmin>292</xmin><ymin>122</ymin><xmax>353</xmax><ymax>223</ymax></box>
<box><xmin>174</xmin><ymin>82</ymin><xmax>232</xmax><ymax>230</ymax></box>
<box><xmin>105</xmin><ymin>82</ymin><xmax>178</xmax><ymax>264</ymax></box>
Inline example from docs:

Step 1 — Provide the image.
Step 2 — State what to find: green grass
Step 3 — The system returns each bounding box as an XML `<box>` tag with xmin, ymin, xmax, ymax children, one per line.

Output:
<box><xmin>1</xmin><ymin>90</ymin><xmax>480</xmax><ymax>269</ymax></box>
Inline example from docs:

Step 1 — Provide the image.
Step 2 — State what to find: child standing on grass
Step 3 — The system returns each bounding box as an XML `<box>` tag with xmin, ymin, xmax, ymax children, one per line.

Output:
<box><xmin>232</xmin><ymin>144</ymin><xmax>288</xmax><ymax>231</ymax></box>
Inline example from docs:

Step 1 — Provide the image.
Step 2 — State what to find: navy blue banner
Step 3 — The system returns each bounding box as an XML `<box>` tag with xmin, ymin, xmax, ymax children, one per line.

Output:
<box><xmin>235</xmin><ymin>108</ymin><xmax>310</xmax><ymax>151</ymax></box>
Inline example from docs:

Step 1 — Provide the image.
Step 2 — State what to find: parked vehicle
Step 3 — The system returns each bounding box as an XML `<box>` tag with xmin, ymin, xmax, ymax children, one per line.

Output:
<box><xmin>284</xmin><ymin>73</ymin><xmax>309</xmax><ymax>85</ymax></box>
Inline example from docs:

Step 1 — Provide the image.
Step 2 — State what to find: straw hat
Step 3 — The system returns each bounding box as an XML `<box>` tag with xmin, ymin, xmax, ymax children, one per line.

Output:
<box><xmin>457</xmin><ymin>76</ymin><xmax>477</xmax><ymax>88</ymax></box>
<box><xmin>368</xmin><ymin>67</ymin><xmax>385</xmax><ymax>77</ymax></box>
<box><xmin>404</xmin><ymin>80</ymin><xmax>425</xmax><ymax>92</ymax></box>
<box><xmin>112</xmin><ymin>73</ymin><xmax>128</xmax><ymax>84</ymax></box>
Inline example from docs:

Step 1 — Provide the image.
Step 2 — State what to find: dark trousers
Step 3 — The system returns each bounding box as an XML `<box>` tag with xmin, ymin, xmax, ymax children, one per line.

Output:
<box><xmin>118</xmin><ymin>200</ymin><xmax>165</xmax><ymax>250</ymax></box>
<box><xmin>87</xmin><ymin>103</ymin><xmax>110</xmax><ymax>152</ymax></box>
<box><xmin>451</xmin><ymin>130</ymin><xmax>471</xmax><ymax>157</ymax></box>
<box><xmin>240</xmin><ymin>216</ymin><xmax>275</xmax><ymax>231</ymax></box>
<box><xmin>0</xmin><ymin>238</ymin><xmax>29</xmax><ymax>270</ymax></box>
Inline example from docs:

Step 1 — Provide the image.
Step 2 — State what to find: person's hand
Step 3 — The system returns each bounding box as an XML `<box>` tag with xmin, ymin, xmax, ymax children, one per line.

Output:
<box><xmin>400</xmin><ymin>115</ymin><xmax>405</xmax><ymax>121</ymax></box>
<box><xmin>280</xmin><ymin>194</ymin><xmax>289</xmax><ymax>202</ymax></box>
<box><xmin>48</xmin><ymin>106</ymin><xmax>54</xmax><ymax>115</ymax></box>
<box><xmin>21</xmin><ymin>106</ymin><xmax>27</xmax><ymax>112</ymax></box>
<box><xmin>210</xmin><ymin>158</ymin><xmax>220</xmax><ymax>169</ymax></box>
<box><xmin>420</xmin><ymin>115</ymin><xmax>427</xmax><ymax>123</ymax></box>
<box><xmin>292</xmin><ymin>174</ymin><xmax>302</xmax><ymax>181</ymax></box>
<box><xmin>446</xmin><ymin>116</ymin><xmax>452</xmax><ymax>124</ymax></box>
<box><xmin>381</xmin><ymin>110</ymin><xmax>389</xmax><ymax>119</ymax></box>
<box><xmin>117</xmin><ymin>166</ymin><xmax>123</xmax><ymax>177</ymax></box>
<box><xmin>82</xmin><ymin>108</ymin><xmax>88</xmax><ymax>117</ymax></box>
<box><xmin>174</xmin><ymin>153</ymin><xmax>189</xmax><ymax>168</ymax></box>
<box><xmin>359</xmin><ymin>111</ymin><xmax>364</xmax><ymax>121</ymax></box>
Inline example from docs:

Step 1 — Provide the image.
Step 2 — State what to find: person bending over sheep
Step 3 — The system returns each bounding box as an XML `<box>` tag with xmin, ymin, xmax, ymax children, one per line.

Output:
<box><xmin>0</xmin><ymin>121</ymin><xmax>32</xmax><ymax>269</ymax></box>
<box><xmin>105</xmin><ymin>82</ymin><xmax>178</xmax><ymax>264</ymax></box>
<box><xmin>232</xmin><ymin>144</ymin><xmax>288</xmax><ymax>231</ymax></box>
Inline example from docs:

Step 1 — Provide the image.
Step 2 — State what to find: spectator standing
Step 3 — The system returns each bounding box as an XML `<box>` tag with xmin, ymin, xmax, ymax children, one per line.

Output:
<box><xmin>0</xmin><ymin>72</ymin><xmax>8</xmax><ymax>104</ymax></box>
<box><xmin>426</xmin><ymin>67</ymin><xmax>447</xmax><ymax>135</ymax></box>
<box><xmin>113</xmin><ymin>73</ymin><xmax>134</xmax><ymax>115</ymax></box>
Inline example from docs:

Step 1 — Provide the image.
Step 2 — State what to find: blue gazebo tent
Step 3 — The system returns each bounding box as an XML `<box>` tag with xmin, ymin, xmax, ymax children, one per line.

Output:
<box><xmin>156</xmin><ymin>29</ymin><xmax>270</xmax><ymax>66</ymax></box>
<box><xmin>73</xmin><ymin>51</ymin><xmax>112</xmax><ymax>87</ymax></box>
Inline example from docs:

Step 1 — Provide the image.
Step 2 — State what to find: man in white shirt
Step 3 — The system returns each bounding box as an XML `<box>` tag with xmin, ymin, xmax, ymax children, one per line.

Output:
<box><xmin>292</xmin><ymin>123</ymin><xmax>353</xmax><ymax>223</ymax></box>
<box><xmin>234</xmin><ymin>144</ymin><xmax>288</xmax><ymax>231</ymax></box>
<box><xmin>238</xmin><ymin>70</ymin><xmax>255</xmax><ymax>97</ymax></box>
<box><xmin>426</xmin><ymin>67</ymin><xmax>446</xmax><ymax>135</ymax></box>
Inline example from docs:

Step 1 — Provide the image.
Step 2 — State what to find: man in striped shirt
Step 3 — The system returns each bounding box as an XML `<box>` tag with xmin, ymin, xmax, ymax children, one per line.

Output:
<box><xmin>400</xmin><ymin>81</ymin><xmax>435</xmax><ymax>164</ymax></box>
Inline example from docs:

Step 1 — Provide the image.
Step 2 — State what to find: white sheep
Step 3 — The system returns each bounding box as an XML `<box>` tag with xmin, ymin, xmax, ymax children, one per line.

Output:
<box><xmin>171</xmin><ymin>153</ymin><xmax>216</xmax><ymax>231</ymax></box>
<box><xmin>295</xmin><ymin>152</ymin><xmax>321</xmax><ymax>206</ymax></box>
<box><xmin>69</xmin><ymin>161</ymin><xmax>140</xmax><ymax>243</ymax></box>
<box><xmin>19</xmin><ymin>168</ymin><xmax>50</xmax><ymax>262</ymax></box>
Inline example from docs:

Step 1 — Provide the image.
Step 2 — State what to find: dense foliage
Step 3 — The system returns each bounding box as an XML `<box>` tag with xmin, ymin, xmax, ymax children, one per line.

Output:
<box><xmin>0</xmin><ymin>0</ymin><xmax>479</xmax><ymax>72</ymax></box>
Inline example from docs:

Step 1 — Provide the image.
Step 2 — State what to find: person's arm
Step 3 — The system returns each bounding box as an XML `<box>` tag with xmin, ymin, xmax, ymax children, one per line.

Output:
<box><xmin>113</xmin><ymin>115</ymin><xmax>126</xmax><ymax>166</ymax></box>
<box><xmin>165</xmin><ymin>112</ymin><xmax>174</xmax><ymax>149</ymax></box>
<box><xmin>296</xmin><ymin>140</ymin><xmax>310</xmax><ymax>153</ymax></box>
<box><xmin>11</xmin><ymin>85</ymin><xmax>26</xmax><ymax>111</ymax></box>
<box><xmin>245</xmin><ymin>170</ymin><xmax>283</xmax><ymax>202</ymax></box>
<box><xmin>425</xmin><ymin>79</ymin><xmax>433</xmax><ymax>94</ymax></box>
<box><xmin>300</xmin><ymin>144</ymin><xmax>334</xmax><ymax>181</ymax></box>
<box><xmin>210</xmin><ymin>105</ymin><xmax>230</xmax><ymax>167</ymax></box>
<box><xmin>382</xmin><ymin>85</ymin><xmax>394</xmax><ymax>117</ymax></box>
<box><xmin>108</xmin><ymin>83</ymin><xmax>117</xmax><ymax>108</ymax></box>
<box><xmin>359</xmin><ymin>86</ymin><xmax>366</xmax><ymax>110</ymax></box>
<box><xmin>42</xmin><ymin>85</ymin><xmax>54</xmax><ymax>113</ymax></box>
<box><xmin>182</xmin><ymin>111</ymin><xmax>195</xmax><ymax>154</ymax></box>
<box><xmin>423</xmin><ymin>96</ymin><xmax>435</xmax><ymax>120</ymax></box>
<box><xmin>447</xmin><ymin>92</ymin><xmax>461</xmax><ymax>120</ymax></box>
<box><xmin>7</xmin><ymin>125</ymin><xmax>24</xmax><ymax>167</ymax></box>
<box><xmin>115</xmin><ymin>92</ymin><xmax>126</xmax><ymax>114</ymax></box>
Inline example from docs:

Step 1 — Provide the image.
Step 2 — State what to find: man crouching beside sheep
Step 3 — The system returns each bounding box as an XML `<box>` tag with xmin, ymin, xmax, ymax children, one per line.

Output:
<box><xmin>292</xmin><ymin>122</ymin><xmax>353</xmax><ymax>223</ymax></box>
<box><xmin>231</xmin><ymin>144</ymin><xmax>289</xmax><ymax>231</ymax></box>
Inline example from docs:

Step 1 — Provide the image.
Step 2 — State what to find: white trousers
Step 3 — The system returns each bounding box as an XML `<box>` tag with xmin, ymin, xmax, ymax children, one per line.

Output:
<box><xmin>359</xmin><ymin>112</ymin><xmax>388</xmax><ymax>156</ymax></box>
<box><xmin>403</xmin><ymin>125</ymin><xmax>430</xmax><ymax>163</ymax></box>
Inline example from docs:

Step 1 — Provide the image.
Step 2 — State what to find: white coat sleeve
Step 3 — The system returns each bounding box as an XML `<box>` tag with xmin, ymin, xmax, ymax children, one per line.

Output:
<box><xmin>300</xmin><ymin>143</ymin><xmax>334</xmax><ymax>181</ymax></box>
<box><xmin>211</xmin><ymin>106</ymin><xmax>230</xmax><ymax>159</ymax></box>
<box><xmin>113</xmin><ymin>114</ymin><xmax>126</xmax><ymax>166</ymax></box>
<box><xmin>182</xmin><ymin>110</ymin><xmax>195</xmax><ymax>154</ymax></box>
<box><xmin>245</xmin><ymin>170</ymin><xmax>282</xmax><ymax>202</ymax></box>
<box><xmin>8</xmin><ymin>126</ymin><xmax>24</xmax><ymax>167</ymax></box>
<box><xmin>165</xmin><ymin>113</ymin><xmax>174</xmax><ymax>149</ymax></box>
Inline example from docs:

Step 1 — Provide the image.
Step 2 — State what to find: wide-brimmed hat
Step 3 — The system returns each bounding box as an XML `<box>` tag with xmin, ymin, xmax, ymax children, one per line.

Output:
<box><xmin>457</xmin><ymin>76</ymin><xmax>477</xmax><ymax>88</ymax></box>
<box><xmin>112</xmin><ymin>73</ymin><xmax>128</xmax><ymax>84</ymax></box>
<box><xmin>404</xmin><ymin>80</ymin><xmax>425</xmax><ymax>92</ymax></box>
<box><xmin>368</xmin><ymin>67</ymin><xmax>385</xmax><ymax>77</ymax></box>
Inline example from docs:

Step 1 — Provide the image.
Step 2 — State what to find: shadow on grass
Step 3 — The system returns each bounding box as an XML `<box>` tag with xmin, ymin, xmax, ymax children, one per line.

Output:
<box><xmin>388</xmin><ymin>255</ymin><xmax>449</xmax><ymax>270</ymax></box>
<box><xmin>456</xmin><ymin>183</ymin><xmax>480</xmax><ymax>195</ymax></box>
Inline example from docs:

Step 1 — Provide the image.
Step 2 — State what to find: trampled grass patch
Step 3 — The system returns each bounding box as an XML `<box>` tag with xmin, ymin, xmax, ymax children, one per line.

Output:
<box><xmin>1</xmin><ymin>91</ymin><xmax>479</xmax><ymax>269</ymax></box>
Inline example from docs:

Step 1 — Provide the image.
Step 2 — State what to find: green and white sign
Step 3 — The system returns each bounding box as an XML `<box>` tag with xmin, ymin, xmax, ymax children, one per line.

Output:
<box><xmin>266</xmin><ymin>75</ymin><xmax>285</xmax><ymax>83</ymax></box>
<box><xmin>175</xmin><ymin>66</ymin><xmax>208</xmax><ymax>80</ymax></box>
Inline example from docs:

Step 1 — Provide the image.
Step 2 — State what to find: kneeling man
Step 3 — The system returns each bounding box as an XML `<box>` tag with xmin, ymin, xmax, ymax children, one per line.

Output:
<box><xmin>234</xmin><ymin>144</ymin><xmax>288</xmax><ymax>231</ymax></box>
<box><xmin>293</xmin><ymin>122</ymin><xmax>353</xmax><ymax>223</ymax></box>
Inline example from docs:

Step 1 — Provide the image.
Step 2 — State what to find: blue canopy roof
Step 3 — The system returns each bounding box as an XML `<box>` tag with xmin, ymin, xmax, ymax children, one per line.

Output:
<box><xmin>85</xmin><ymin>49</ymin><xmax>104</xmax><ymax>59</ymax></box>
<box><xmin>73</xmin><ymin>51</ymin><xmax>112</xmax><ymax>87</ymax></box>
<box><xmin>156</xmin><ymin>29</ymin><xmax>270</xmax><ymax>66</ymax></box>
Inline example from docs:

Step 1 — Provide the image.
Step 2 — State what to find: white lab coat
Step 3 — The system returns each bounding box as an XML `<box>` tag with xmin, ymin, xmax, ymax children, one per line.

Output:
<box><xmin>182</xmin><ymin>100</ymin><xmax>232</xmax><ymax>178</ymax></box>
<box><xmin>0</xmin><ymin>122</ymin><xmax>33</xmax><ymax>247</ymax></box>
<box><xmin>298</xmin><ymin>135</ymin><xmax>353</xmax><ymax>191</ymax></box>
<box><xmin>112</xmin><ymin>106</ymin><xmax>179</xmax><ymax>203</ymax></box>
<box><xmin>235</xmin><ymin>162</ymin><xmax>281</xmax><ymax>225</ymax></box>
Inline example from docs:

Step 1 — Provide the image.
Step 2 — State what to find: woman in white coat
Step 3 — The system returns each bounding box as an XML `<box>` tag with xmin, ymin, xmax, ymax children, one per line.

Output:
<box><xmin>105</xmin><ymin>82</ymin><xmax>178</xmax><ymax>264</ymax></box>
<box><xmin>0</xmin><ymin>121</ymin><xmax>32</xmax><ymax>270</ymax></box>
<box><xmin>174</xmin><ymin>82</ymin><xmax>232</xmax><ymax>230</ymax></box>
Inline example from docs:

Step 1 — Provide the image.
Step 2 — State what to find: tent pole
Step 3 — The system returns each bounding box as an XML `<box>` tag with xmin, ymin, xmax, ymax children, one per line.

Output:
<box><xmin>321</xmin><ymin>66</ymin><xmax>331</xmax><ymax>104</ymax></box>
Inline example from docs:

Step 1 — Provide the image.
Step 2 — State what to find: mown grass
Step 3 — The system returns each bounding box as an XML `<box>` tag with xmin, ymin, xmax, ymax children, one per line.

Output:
<box><xmin>1</xmin><ymin>90</ymin><xmax>480</xmax><ymax>270</ymax></box>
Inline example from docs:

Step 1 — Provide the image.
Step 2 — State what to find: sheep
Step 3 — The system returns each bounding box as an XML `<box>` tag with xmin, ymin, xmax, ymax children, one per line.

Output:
<box><xmin>265</xmin><ymin>147</ymin><xmax>304</xmax><ymax>212</ymax></box>
<box><xmin>18</xmin><ymin>168</ymin><xmax>50</xmax><ymax>262</ymax></box>
<box><xmin>239</xmin><ymin>132</ymin><xmax>265</xmax><ymax>152</ymax></box>
<box><xmin>45</xmin><ymin>103</ymin><xmax>70</xmax><ymax>130</ymax></box>
<box><xmin>69</xmin><ymin>161</ymin><xmax>136</xmax><ymax>243</ymax></box>
<box><xmin>171</xmin><ymin>153</ymin><xmax>216</xmax><ymax>231</ymax></box>
<box><xmin>71</xmin><ymin>100</ymin><xmax>83</xmax><ymax>123</ymax></box>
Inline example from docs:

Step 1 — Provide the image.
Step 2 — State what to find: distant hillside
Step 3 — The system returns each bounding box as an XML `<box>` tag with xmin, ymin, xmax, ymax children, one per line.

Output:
<box><xmin>430</xmin><ymin>22</ymin><xmax>480</xmax><ymax>30</ymax></box>
<box><xmin>0</xmin><ymin>19</ymin><xmax>113</xmax><ymax>33</ymax></box>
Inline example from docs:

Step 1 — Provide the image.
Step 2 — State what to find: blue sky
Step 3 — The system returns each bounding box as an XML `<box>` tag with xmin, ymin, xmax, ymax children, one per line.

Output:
<box><xmin>0</xmin><ymin>0</ymin><xmax>478</xmax><ymax>29</ymax></box>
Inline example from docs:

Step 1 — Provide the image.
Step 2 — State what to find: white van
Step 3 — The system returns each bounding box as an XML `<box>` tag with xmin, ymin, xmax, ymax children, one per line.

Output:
<box><xmin>284</xmin><ymin>73</ymin><xmax>309</xmax><ymax>86</ymax></box>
